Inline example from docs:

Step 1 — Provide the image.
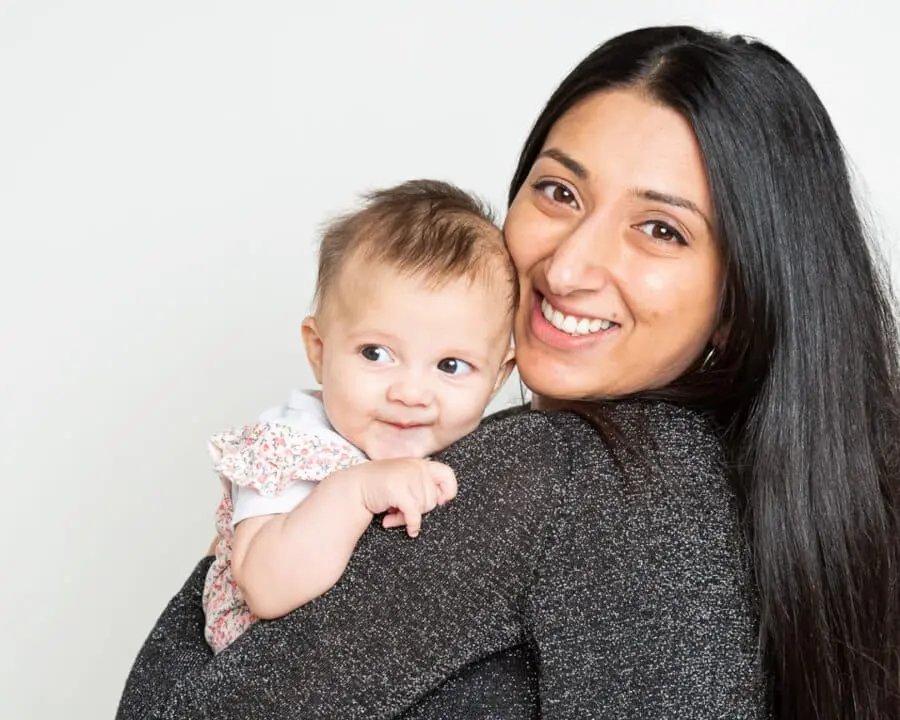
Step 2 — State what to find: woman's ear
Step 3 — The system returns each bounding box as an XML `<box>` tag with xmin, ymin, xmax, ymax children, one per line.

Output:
<box><xmin>301</xmin><ymin>316</ymin><xmax>325</xmax><ymax>384</ymax></box>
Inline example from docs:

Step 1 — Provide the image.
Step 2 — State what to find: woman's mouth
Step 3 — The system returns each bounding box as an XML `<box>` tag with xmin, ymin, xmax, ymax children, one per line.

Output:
<box><xmin>539</xmin><ymin>297</ymin><xmax>616</xmax><ymax>335</ymax></box>
<box><xmin>527</xmin><ymin>294</ymin><xmax>619</xmax><ymax>349</ymax></box>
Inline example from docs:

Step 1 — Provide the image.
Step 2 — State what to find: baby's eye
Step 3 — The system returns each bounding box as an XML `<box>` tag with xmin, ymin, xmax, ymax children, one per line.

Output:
<box><xmin>360</xmin><ymin>345</ymin><xmax>392</xmax><ymax>363</ymax></box>
<box><xmin>533</xmin><ymin>180</ymin><xmax>579</xmax><ymax>209</ymax></box>
<box><xmin>437</xmin><ymin>358</ymin><xmax>474</xmax><ymax>376</ymax></box>
<box><xmin>634</xmin><ymin>220</ymin><xmax>686</xmax><ymax>246</ymax></box>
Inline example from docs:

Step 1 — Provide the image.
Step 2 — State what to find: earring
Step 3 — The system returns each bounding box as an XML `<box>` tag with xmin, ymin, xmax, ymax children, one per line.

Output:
<box><xmin>700</xmin><ymin>346</ymin><xmax>718</xmax><ymax>372</ymax></box>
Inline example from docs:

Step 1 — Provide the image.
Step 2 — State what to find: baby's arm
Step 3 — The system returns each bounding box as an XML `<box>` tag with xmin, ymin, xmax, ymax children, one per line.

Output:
<box><xmin>231</xmin><ymin>459</ymin><xmax>457</xmax><ymax>619</ymax></box>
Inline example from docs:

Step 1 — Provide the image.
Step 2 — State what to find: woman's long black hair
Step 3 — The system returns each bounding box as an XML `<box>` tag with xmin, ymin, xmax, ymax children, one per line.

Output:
<box><xmin>509</xmin><ymin>26</ymin><xmax>900</xmax><ymax>719</ymax></box>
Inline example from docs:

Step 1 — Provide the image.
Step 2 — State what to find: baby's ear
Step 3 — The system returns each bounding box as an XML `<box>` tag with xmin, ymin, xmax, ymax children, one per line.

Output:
<box><xmin>491</xmin><ymin>346</ymin><xmax>516</xmax><ymax>398</ymax></box>
<box><xmin>301</xmin><ymin>316</ymin><xmax>325</xmax><ymax>384</ymax></box>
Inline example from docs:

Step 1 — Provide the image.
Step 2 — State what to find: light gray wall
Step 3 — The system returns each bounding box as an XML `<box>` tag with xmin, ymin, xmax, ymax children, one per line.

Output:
<box><xmin>1</xmin><ymin>1</ymin><xmax>896</xmax><ymax>717</ymax></box>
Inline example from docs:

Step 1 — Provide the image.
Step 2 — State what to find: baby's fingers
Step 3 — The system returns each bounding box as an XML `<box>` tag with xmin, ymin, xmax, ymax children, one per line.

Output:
<box><xmin>427</xmin><ymin>461</ymin><xmax>458</xmax><ymax>504</ymax></box>
<box><xmin>420</xmin><ymin>477</ymin><xmax>439</xmax><ymax>513</ymax></box>
<box><xmin>395</xmin><ymin>499</ymin><xmax>423</xmax><ymax>538</ymax></box>
<box><xmin>382</xmin><ymin>510</ymin><xmax>406</xmax><ymax>529</ymax></box>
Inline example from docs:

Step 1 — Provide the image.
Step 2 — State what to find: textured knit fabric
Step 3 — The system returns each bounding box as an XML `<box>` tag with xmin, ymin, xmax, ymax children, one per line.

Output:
<box><xmin>117</xmin><ymin>402</ymin><xmax>772</xmax><ymax>719</ymax></box>
<box><xmin>204</xmin><ymin>422</ymin><xmax>366</xmax><ymax>652</ymax></box>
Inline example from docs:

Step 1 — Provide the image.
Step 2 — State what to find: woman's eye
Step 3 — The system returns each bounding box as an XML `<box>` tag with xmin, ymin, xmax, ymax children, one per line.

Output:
<box><xmin>360</xmin><ymin>345</ymin><xmax>391</xmax><ymax>363</ymax></box>
<box><xmin>533</xmin><ymin>180</ymin><xmax>579</xmax><ymax>209</ymax></box>
<box><xmin>437</xmin><ymin>358</ymin><xmax>474</xmax><ymax>376</ymax></box>
<box><xmin>635</xmin><ymin>220</ymin><xmax>686</xmax><ymax>246</ymax></box>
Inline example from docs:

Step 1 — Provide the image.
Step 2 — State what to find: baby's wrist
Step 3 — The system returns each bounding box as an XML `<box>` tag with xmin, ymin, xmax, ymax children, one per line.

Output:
<box><xmin>357</xmin><ymin>475</ymin><xmax>380</xmax><ymax>517</ymax></box>
<box><xmin>330</xmin><ymin>465</ymin><xmax>377</xmax><ymax>519</ymax></box>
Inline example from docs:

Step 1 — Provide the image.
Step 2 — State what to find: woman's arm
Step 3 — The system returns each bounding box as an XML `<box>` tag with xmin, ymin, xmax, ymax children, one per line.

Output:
<box><xmin>116</xmin><ymin>558</ymin><xmax>214</xmax><ymax>720</ymax></box>
<box><xmin>116</xmin><ymin>411</ymin><xmax>568</xmax><ymax>719</ymax></box>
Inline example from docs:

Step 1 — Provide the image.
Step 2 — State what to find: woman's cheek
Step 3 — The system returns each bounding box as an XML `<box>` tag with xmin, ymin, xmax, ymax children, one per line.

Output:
<box><xmin>504</xmin><ymin>205</ymin><xmax>540</xmax><ymax>266</ymax></box>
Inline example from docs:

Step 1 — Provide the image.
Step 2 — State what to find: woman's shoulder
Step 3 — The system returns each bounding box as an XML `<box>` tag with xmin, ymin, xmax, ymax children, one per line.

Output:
<box><xmin>470</xmin><ymin>398</ymin><xmax>732</xmax><ymax>514</ymax></box>
<box><xmin>550</xmin><ymin>397</ymin><xmax>723</xmax><ymax>467</ymax></box>
<box><xmin>545</xmin><ymin>400</ymin><xmax>744</xmax><ymax>563</ymax></box>
<box><xmin>439</xmin><ymin>402</ymin><xmax>573</xmax><ymax>479</ymax></box>
<box><xmin>476</xmin><ymin>398</ymin><xmax>721</xmax><ymax>463</ymax></box>
<box><xmin>555</xmin><ymin>399</ymin><xmax>728</xmax><ymax>493</ymax></box>
<box><xmin>480</xmin><ymin>401</ymin><xmax>531</xmax><ymax>425</ymax></box>
<box><xmin>449</xmin><ymin>399</ymin><xmax>726</xmax><ymax>494</ymax></box>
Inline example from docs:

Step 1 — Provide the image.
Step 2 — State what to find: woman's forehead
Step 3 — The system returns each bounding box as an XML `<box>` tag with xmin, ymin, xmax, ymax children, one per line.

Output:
<box><xmin>543</xmin><ymin>89</ymin><xmax>712</xmax><ymax>217</ymax></box>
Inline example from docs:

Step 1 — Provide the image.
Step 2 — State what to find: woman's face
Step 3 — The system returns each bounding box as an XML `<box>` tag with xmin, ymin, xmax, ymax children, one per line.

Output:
<box><xmin>505</xmin><ymin>88</ymin><xmax>724</xmax><ymax>400</ymax></box>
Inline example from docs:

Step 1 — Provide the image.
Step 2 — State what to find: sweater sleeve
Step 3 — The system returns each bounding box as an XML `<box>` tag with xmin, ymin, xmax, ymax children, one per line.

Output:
<box><xmin>114</xmin><ymin>412</ymin><xmax>570</xmax><ymax>720</ymax></box>
<box><xmin>116</xmin><ymin>558</ymin><xmax>215</xmax><ymax>720</ymax></box>
<box><xmin>528</xmin><ymin>410</ymin><xmax>769</xmax><ymax>718</ymax></box>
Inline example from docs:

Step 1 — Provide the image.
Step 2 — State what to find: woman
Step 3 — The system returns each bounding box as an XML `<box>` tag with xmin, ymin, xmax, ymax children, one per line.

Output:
<box><xmin>117</xmin><ymin>26</ymin><xmax>900</xmax><ymax>719</ymax></box>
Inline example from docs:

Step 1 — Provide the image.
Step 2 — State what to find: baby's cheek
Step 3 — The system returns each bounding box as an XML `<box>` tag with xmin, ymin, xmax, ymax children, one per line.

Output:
<box><xmin>449</xmin><ymin>400</ymin><xmax>488</xmax><ymax>438</ymax></box>
<box><xmin>324</xmin><ymin>394</ymin><xmax>364</xmax><ymax>445</ymax></box>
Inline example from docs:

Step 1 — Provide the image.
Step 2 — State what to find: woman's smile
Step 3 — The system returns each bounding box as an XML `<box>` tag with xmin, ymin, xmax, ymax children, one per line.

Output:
<box><xmin>527</xmin><ymin>292</ymin><xmax>621</xmax><ymax>351</ymax></box>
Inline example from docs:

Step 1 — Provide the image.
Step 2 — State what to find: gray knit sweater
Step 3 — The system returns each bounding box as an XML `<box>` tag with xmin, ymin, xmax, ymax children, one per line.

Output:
<box><xmin>116</xmin><ymin>402</ymin><xmax>771</xmax><ymax>719</ymax></box>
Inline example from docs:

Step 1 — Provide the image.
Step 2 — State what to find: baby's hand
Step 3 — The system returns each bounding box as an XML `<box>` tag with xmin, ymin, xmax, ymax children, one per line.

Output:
<box><xmin>355</xmin><ymin>459</ymin><xmax>457</xmax><ymax>537</ymax></box>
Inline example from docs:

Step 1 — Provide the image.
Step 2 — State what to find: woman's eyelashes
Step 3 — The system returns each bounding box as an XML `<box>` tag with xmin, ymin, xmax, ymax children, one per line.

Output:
<box><xmin>633</xmin><ymin>220</ymin><xmax>688</xmax><ymax>246</ymax></box>
<box><xmin>532</xmin><ymin>179</ymin><xmax>580</xmax><ymax>209</ymax></box>
<box><xmin>531</xmin><ymin>180</ymin><xmax>691</xmax><ymax>248</ymax></box>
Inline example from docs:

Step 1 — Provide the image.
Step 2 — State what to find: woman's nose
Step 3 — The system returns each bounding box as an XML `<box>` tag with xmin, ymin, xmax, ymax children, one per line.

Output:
<box><xmin>544</xmin><ymin>216</ymin><xmax>616</xmax><ymax>296</ymax></box>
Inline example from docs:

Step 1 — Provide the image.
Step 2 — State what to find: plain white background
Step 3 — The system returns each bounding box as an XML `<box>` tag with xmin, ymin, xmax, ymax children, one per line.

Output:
<box><xmin>1</xmin><ymin>1</ymin><xmax>897</xmax><ymax>717</ymax></box>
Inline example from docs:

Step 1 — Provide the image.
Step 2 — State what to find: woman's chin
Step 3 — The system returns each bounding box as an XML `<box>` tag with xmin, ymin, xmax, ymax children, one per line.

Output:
<box><xmin>518</xmin><ymin>351</ymin><xmax>643</xmax><ymax>401</ymax></box>
<box><xmin>517</xmin><ymin>363</ymin><xmax>597</xmax><ymax>402</ymax></box>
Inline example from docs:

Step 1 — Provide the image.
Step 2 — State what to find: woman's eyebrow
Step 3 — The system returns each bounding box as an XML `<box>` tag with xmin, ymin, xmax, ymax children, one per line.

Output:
<box><xmin>537</xmin><ymin>148</ymin><xmax>588</xmax><ymax>179</ymax></box>
<box><xmin>632</xmin><ymin>188</ymin><xmax>712</xmax><ymax>230</ymax></box>
<box><xmin>537</xmin><ymin>149</ymin><xmax>713</xmax><ymax>230</ymax></box>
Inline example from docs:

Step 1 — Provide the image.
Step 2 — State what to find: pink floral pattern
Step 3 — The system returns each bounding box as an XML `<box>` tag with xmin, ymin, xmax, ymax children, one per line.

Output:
<box><xmin>202</xmin><ymin>422</ymin><xmax>365</xmax><ymax>653</ymax></box>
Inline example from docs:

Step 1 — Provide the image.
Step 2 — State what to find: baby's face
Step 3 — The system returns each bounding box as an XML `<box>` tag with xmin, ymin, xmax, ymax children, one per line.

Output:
<box><xmin>304</xmin><ymin>259</ymin><xmax>514</xmax><ymax>460</ymax></box>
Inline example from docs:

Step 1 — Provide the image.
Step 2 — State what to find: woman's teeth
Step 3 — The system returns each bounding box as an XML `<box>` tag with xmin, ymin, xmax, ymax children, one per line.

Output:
<box><xmin>541</xmin><ymin>298</ymin><xmax>613</xmax><ymax>335</ymax></box>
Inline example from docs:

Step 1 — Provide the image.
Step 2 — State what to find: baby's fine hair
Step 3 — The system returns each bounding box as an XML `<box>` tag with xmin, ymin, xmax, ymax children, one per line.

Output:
<box><xmin>314</xmin><ymin>179</ymin><xmax>515</xmax><ymax>314</ymax></box>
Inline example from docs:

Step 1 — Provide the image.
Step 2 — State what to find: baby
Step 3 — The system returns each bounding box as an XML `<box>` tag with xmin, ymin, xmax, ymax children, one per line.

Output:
<box><xmin>203</xmin><ymin>179</ymin><xmax>517</xmax><ymax>652</ymax></box>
